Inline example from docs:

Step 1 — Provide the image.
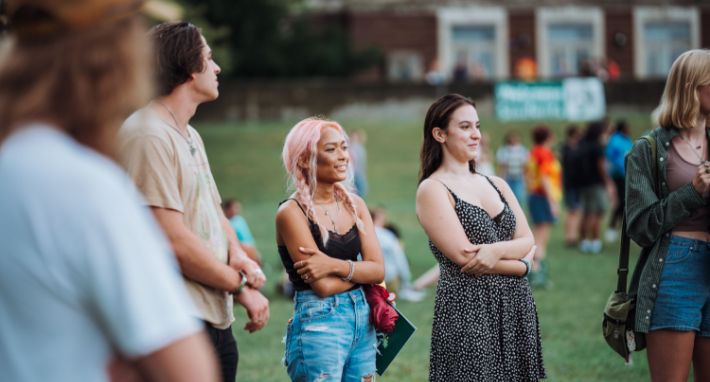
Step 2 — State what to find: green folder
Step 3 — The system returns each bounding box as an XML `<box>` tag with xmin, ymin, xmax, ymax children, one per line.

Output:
<box><xmin>375</xmin><ymin>305</ymin><xmax>417</xmax><ymax>375</ymax></box>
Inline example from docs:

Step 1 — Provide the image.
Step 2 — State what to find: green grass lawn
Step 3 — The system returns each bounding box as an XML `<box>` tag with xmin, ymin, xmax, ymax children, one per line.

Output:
<box><xmin>200</xmin><ymin>111</ymin><xmax>656</xmax><ymax>381</ymax></box>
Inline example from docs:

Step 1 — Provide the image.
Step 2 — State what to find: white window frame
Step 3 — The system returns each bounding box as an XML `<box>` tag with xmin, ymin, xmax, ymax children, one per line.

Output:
<box><xmin>437</xmin><ymin>7</ymin><xmax>509</xmax><ymax>80</ymax></box>
<box><xmin>633</xmin><ymin>6</ymin><xmax>700</xmax><ymax>79</ymax></box>
<box><xmin>386</xmin><ymin>50</ymin><xmax>424</xmax><ymax>82</ymax></box>
<box><xmin>536</xmin><ymin>7</ymin><xmax>604</xmax><ymax>79</ymax></box>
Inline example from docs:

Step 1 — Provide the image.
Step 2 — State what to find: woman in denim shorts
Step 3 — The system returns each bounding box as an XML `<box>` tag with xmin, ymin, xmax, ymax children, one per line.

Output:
<box><xmin>276</xmin><ymin>117</ymin><xmax>384</xmax><ymax>382</ymax></box>
<box><xmin>626</xmin><ymin>49</ymin><xmax>710</xmax><ymax>381</ymax></box>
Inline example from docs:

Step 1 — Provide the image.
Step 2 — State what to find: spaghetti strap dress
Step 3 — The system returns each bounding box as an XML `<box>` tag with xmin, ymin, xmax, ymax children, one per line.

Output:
<box><xmin>428</xmin><ymin>176</ymin><xmax>546</xmax><ymax>382</ymax></box>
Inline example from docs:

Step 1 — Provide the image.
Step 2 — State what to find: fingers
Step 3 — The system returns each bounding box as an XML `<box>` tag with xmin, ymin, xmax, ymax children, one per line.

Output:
<box><xmin>246</xmin><ymin>268</ymin><xmax>266</xmax><ymax>289</ymax></box>
<box><xmin>463</xmin><ymin>245</ymin><xmax>480</xmax><ymax>254</ymax></box>
<box><xmin>298</xmin><ymin>247</ymin><xmax>316</xmax><ymax>255</ymax></box>
<box><xmin>524</xmin><ymin>246</ymin><xmax>537</xmax><ymax>261</ymax></box>
<box><xmin>460</xmin><ymin>258</ymin><xmax>476</xmax><ymax>273</ymax></box>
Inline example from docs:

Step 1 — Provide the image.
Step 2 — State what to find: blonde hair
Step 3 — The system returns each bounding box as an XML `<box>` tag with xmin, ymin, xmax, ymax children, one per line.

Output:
<box><xmin>281</xmin><ymin>117</ymin><xmax>363</xmax><ymax>244</ymax></box>
<box><xmin>657</xmin><ymin>49</ymin><xmax>710</xmax><ymax>129</ymax></box>
<box><xmin>0</xmin><ymin>15</ymin><xmax>151</xmax><ymax>159</ymax></box>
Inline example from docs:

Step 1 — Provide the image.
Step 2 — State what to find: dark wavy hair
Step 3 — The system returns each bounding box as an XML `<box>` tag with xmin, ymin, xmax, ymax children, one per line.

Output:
<box><xmin>418</xmin><ymin>94</ymin><xmax>476</xmax><ymax>183</ymax></box>
<box><xmin>149</xmin><ymin>22</ymin><xmax>205</xmax><ymax>96</ymax></box>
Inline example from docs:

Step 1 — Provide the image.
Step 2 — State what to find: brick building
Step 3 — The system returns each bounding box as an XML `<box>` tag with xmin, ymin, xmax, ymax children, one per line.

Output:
<box><xmin>306</xmin><ymin>0</ymin><xmax>710</xmax><ymax>82</ymax></box>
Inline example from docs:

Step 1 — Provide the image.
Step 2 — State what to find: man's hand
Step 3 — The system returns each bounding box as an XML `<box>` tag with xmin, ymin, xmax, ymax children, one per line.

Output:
<box><xmin>235</xmin><ymin>288</ymin><xmax>269</xmax><ymax>333</ymax></box>
<box><xmin>229</xmin><ymin>253</ymin><xmax>266</xmax><ymax>290</ymax></box>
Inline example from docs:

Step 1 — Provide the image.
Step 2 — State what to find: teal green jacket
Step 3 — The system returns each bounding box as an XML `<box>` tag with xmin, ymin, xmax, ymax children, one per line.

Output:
<box><xmin>625</xmin><ymin>126</ymin><xmax>709</xmax><ymax>332</ymax></box>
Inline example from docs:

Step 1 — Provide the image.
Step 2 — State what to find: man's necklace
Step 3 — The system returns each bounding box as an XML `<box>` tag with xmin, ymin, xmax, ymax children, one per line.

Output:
<box><xmin>155</xmin><ymin>101</ymin><xmax>197</xmax><ymax>156</ymax></box>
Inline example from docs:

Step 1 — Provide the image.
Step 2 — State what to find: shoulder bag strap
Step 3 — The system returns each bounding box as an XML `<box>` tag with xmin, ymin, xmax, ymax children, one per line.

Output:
<box><xmin>617</xmin><ymin>134</ymin><xmax>657</xmax><ymax>293</ymax></box>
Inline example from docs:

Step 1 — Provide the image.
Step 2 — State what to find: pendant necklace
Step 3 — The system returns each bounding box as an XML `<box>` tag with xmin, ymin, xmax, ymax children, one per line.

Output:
<box><xmin>156</xmin><ymin>101</ymin><xmax>197</xmax><ymax>156</ymax></box>
<box><xmin>320</xmin><ymin>195</ymin><xmax>340</xmax><ymax>232</ymax></box>
<box><xmin>679</xmin><ymin>134</ymin><xmax>708</xmax><ymax>166</ymax></box>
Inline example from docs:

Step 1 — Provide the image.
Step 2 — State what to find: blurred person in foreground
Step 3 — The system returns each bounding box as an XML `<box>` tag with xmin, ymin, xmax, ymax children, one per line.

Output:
<box><xmin>119</xmin><ymin>21</ymin><xmax>268</xmax><ymax>382</ymax></box>
<box><xmin>371</xmin><ymin>207</ymin><xmax>425</xmax><ymax>302</ymax></box>
<box><xmin>526</xmin><ymin>125</ymin><xmax>562</xmax><ymax>287</ymax></box>
<box><xmin>626</xmin><ymin>49</ymin><xmax>710</xmax><ymax>381</ymax></box>
<box><xmin>560</xmin><ymin>125</ymin><xmax>583</xmax><ymax>247</ymax></box>
<box><xmin>604</xmin><ymin>119</ymin><xmax>633</xmax><ymax>242</ymax></box>
<box><xmin>276</xmin><ymin>117</ymin><xmax>384</xmax><ymax>381</ymax></box>
<box><xmin>416</xmin><ymin>94</ymin><xmax>543</xmax><ymax>381</ymax></box>
<box><xmin>223</xmin><ymin>198</ymin><xmax>262</xmax><ymax>265</ymax></box>
<box><xmin>0</xmin><ymin>1</ymin><xmax>218</xmax><ymax>381</ymax></box>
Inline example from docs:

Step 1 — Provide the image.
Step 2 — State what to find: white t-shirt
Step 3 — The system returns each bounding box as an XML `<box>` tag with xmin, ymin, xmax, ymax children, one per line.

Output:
<box><xmin>0</xmin><ymin>125</ymin><xmax>201</xmax><ymax>382</ymax></box>
<box><xmin>496</xmin><ymin>144</ymin><xmax>529</xmax><ymax>178</ymax></box>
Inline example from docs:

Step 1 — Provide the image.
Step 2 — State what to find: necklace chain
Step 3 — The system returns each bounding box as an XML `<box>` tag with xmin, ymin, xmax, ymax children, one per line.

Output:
<box><xmin>679</xmin><ymin>134</ymin><xmax>707</xmax><ymax>165</ymax></box>
<box><xmin>317</xmin><ymin>196</ymin><xmax>340</xmax><ymax>231</ymax></box>
<box><xmin>155</xmin><ymin>101</ymin><xmax>197</xmax><ymax>156</ymax></box>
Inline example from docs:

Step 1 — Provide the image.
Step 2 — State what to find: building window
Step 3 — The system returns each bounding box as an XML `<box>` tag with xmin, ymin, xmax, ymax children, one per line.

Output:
<box><xmin>386</xmin><ymin>51</ymin><xmax>423</xmax><ymax>82</ymax></box>
<box><xmin>536</xmin><ymin>7</ymin><xmax>604</xmax><ymax>79</ymax></box>
<box><xmin>634</xmin><ymin>7</ymin><xmax>699</xmax><ymax>79</ymax></box>
<box><xmin>437</xmin><ymin>7</ymin><xmax>508</xmax><ymax>81</ymax></box>
<box><xmin>451</xmin><ymin>25</ymin><xmax>496</xmax><ymax>80</ymax></box>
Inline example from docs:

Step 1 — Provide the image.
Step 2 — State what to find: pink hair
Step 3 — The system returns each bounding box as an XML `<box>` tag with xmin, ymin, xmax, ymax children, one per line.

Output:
<box><xmin>282</xmin><ymin>117</ymin><xmax>363</xmax><ymax>244</ymax></box>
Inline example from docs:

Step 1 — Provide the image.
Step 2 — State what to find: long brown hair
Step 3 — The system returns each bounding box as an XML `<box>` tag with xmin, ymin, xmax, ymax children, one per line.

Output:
<box><xmin>418</xmin><ymin>93</ymin><xmax>476</xmax><ymax>183</ymax></box>
<box><xmin>0</xmin><ymin>14</ymin><xmax>151</xmax><ymax>159</ymax></box>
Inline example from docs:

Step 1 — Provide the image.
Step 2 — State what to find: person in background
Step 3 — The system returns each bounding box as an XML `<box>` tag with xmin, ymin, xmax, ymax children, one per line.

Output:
<box><xmin>625</xmin><ymin>49</ymin><xmax>710</xmax><ymax>382</ymax></box>
<box><xmin>561</xmin><ymin>125</ymin><xmax>583</xmax><ymax>247</ymax></box>
<box><xmin>0</xmin><ymin>1</ymin><xmax>218</xmax><ymax>381</ymax></box>
<box><xmin>276</xmin><ymin>117</ymin><xmax>384</xmax><ymax>381</ymax></box>
<box><xmin>371</xmin><ymin>208</ymin><xmax>426</xmax><ymax>302</ymax></box>
<box><xmin>526</xmin><ymin>125</ymin><xmax>562</xmax><ymax>288</ymax></box>
<box><xmin>119</xmin><ymin>21</ymin><xmax>268</xmax><ymax>382</ymax></box>
<box><xmin>223</xmin><ymin>198</ymin><xmax>262</xmax><ymax>265</ymax></box>
<box><xmin>416</xmin><ymin>94</ymin><xmax>544</xmax><ymax>380</ymax></box>
<box><xmin>576</xmin><ymin>121</ymin><xmax>613</xmax><ymax>254</ymax></box>
<box><xmin>475</xmin><ymin>131</ymin><xmax>495</xmax><ymax>176</ymax></box>
<box><xmin>349</xmin><ymin>129</ymin><xmax>368</xmax><ymax>198</ymax></box>
<box><xmin>604</xmin><ymin>120</ymin><xmax>633</xmax><ymax>242</ymax></box>
<box><xmin>496</xmin><ymin>131</ymin><xmax>529</xmax><ymax>205</ymax></box>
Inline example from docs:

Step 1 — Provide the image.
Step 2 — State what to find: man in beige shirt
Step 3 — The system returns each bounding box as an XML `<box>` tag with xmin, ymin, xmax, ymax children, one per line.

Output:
<box><xmin>119</xmin><ymin>22</ymin><xmax>269</xmax><ymax>382</ymax></box>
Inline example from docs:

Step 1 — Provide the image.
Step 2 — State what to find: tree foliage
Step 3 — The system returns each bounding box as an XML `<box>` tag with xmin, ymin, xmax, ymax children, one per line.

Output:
<box><xmin>180</xmin><ymin>0</ymin><xmax>380</xmax><ymax>78</ymax></box>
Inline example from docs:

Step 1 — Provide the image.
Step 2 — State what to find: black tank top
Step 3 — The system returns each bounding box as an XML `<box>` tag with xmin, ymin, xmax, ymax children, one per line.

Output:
<box><xmin>277</xmin><ymin>199</ymin><xmax>361</xmax><ymax>291</ymax></box>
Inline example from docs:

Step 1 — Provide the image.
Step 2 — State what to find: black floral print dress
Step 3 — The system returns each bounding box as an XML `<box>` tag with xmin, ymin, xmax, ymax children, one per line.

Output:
<box><xmin>429</xmin><ymin>177</ymin><xmax>545</xmax><ymax>381</ymax></box>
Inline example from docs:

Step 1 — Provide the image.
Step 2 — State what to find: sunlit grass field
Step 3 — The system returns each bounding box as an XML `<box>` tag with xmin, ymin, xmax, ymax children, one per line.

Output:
<box><xmin>199</xmin><ymin>109</ymin><xmax>656</xmax><ymax>381</ymax></box>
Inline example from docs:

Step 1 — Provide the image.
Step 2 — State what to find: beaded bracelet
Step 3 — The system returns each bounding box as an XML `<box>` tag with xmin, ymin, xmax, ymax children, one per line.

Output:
<box><xmin>341</xmin><ymin>260</ymin><xmax>355</xmax><ymax>281</ymax></box>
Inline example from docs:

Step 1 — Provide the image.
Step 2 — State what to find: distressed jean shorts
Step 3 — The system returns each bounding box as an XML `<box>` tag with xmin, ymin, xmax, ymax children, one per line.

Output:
<box><xmin>283</xmin><ymin>287</ymin><xmax>377</xmax><ymax>381</ymax></box>
<box><xmin>650</xmin><ymin>236</ymin><xmax>710</xmax><ymax>336</ymax></box>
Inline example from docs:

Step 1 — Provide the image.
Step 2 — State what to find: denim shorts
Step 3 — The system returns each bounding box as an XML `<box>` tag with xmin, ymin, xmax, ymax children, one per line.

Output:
<box><xmin>563</xmin><ymin>186</ymin><xmax>581</xmax><ymax>210</ymax></box>
<box><xmin>650</xmin><ymin>236</ymin><xmax>710</xmax><ymax>336</ymax></box>
<box><xmin>528</xmin><ymin>194</ymin><xmax>556</xmax><ymax>224</ymax></box>
<box><xmin>283</xmin><ymin>287</ymin><xmax>377</xmax><ymax>381</ymax></box>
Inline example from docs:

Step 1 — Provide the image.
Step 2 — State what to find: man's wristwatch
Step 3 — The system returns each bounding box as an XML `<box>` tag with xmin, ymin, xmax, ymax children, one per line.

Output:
<box><xmin>234</xmin><ymin>270</ymin><xmax>248</xmax><ymax>295</ymax></box>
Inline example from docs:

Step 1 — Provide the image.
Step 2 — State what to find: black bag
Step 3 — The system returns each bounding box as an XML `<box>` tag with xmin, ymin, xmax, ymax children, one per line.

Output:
<box><xmin>602</xmin><ymin>218</ymin><xmax>646</xmax><ymax>363</ymax></box>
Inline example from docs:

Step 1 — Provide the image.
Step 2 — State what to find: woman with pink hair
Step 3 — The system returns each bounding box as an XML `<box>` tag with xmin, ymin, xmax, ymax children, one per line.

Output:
<box><xmin>276</xmin><ymin>117</ymin><xmax>384</xmax><ymax>382</ymax></box>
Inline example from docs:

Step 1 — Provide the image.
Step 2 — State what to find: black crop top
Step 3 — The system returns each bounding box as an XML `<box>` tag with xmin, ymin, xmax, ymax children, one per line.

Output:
<box><xmin>277</xmin><ymin>199</ymin><xmax>361</xmax><ymax>291</ymax></box>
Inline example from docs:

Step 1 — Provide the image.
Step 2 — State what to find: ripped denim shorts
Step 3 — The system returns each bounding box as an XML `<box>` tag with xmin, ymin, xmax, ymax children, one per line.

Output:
<box><xmin>283</xmin><ymin>287</ymin><xmax>377</xmax><ymax>381</ymax></box>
